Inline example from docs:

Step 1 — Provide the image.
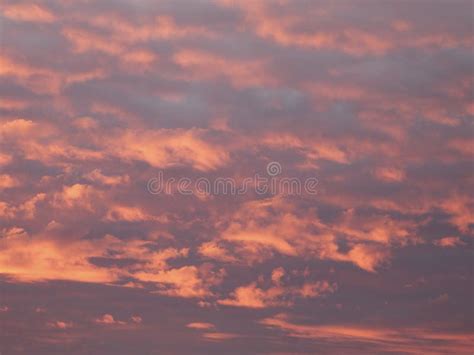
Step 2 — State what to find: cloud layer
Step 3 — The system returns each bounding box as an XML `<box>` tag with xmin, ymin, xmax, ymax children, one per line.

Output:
<box><xmin>0</xmin><ymin>0</ymin><xmax>472</xmax><ymax>353</ymax></box>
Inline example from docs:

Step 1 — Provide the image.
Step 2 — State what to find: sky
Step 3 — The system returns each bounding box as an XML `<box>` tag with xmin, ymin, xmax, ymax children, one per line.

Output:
<box><xmin>0</xmin><ymin>0</ymin><xmax>473</xmax><ymax>354</ymax></box>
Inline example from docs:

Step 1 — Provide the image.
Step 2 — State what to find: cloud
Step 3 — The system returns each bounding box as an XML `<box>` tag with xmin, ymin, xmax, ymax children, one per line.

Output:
<box><xmin>84</xmin><ymin>169</ymin><xmax>130</xmax><ymax>186</ymax></box>
<box><xmin>0</xmin><ymin>119</ymin><xmax>37</xmax><ymax>137</ymax></box>
<box><xmin>185</xmin><ymin>302</ymin><xmax>243</xmax><ymax>339</ymax></box>
<box><xmin>1</xmin><ymin>227</ymin><xmax>28</xmax><ymax>239</ymax></box>
<box><xmin>0</xmin><ymin>153</ymin><xmax>12</xmax><ymax>167</ymax></box>
<box><xmin>0</xmin><ymin>237</ymin><xmax>118</xmax><ymax>283</ymax></box>
<box><xmin>271</xmin><ymin>267</ymin><xmax>285</xmax><ymax>285</ymax></box>
<box><xmin>1</xmin><ymin>3</ymin><xmax>55</xmax><ymax>23</ymax></box>
<box><xmin>53</xmin><ymin>184</ymin><xmax>100</xmax><ymax>211</ymax></box>
<box><xmin>95</xmin><ymin>314</ymin><xmax>126</xmax><ymax>325</ymax></box>
<box><xmin>218</xmin><ymin>282</ymin><xmax>284</xmax><ymax>308</ymax></box>
<box><xmin>198</xmin><ymin>241</ymin><xmax>237</xmax><ymax>263</ymax></box>
<box><xmin>173</xmin><ymin>49</ymin><xmax>274</xmax><ymax>88</ymax></box>
<box><xmin>260</xmin><ymin>313</ymin><xmax>474</xmax><ymax>353</ymax></box>
<box><xmin>0</xmin><ymin>0</ymin><xmax>472</xmax><ymax>352</ymax></box>
<box><xmin>218</xmin><ymin>271</ymin><xmax>336</xmax><ymax>309</ymax></box>
<box><xmin>137</xmin><ymin>265</ymin><xmax>225</xmax><ymax>298</ymax></box>
<box><xmin>0</xmin><ymin>229</ymin><xmax>190</xmax><ymax>284</ymax></box>
<box><xmin>47</xmin><ymin>321</ymin><xmax>73</xmax><ymax>329</ymax></box>
<box><xmin>440</xmin><ymin>196</ymin><xmax>473</xmax><ymax>233</ymax></box>
<box><xmin>19</xmin><ymin>193</ymin><xmax>47</xmax><ymax>219</ymax></box>
<box><xmin>374</xmin><ymin>167</ymin><xmax>406</xmax><ymax>182</ymax></box>
<box><xmin>214</xmin><ymin>197</ymin><xmax>395</xmax><ymax>272</ymax></box>
<box><xmin>104</xmin><ymin>128</ymin><xmax>229</xmax><ymax>171</ymax></box>
<box><xmin>0</xmin><ymin>174</ymin><xmax>20</xmax><ymax>189</ymax></box>
<box><xmin>260</xmin><ymin>133</ymin><xmax>349</xmax><ymax>164</ymax></box>
<box><xmin>62</xmin><ymin>27</ymin><xmax>124</xmax><ymax>55</ymax></box>
<box><xmin>105</xmin><ymin>205</ymin><xmax>160</xmax><ymax>222</ymax></box>
<box><xmin>186</xmin><ymin>322</ymin><xmax>215</xmax><ymax>330</ymax></box>
<box><xmin>202</xmin><ymin>332</ymin><xmax>239</xmax><ymax>341</ymax></box>
<box><xmin>434</xmin><ymin>236</ymin><xmax>466</xmax><ymax>248</ymax></box>
<box><xmin>131</xmin><ymin>315</ymin><xmax>142</xmax><ymax>324</ymax></box>
<box><xmin>346</xmin><ymin>244</ymin><xmax>390</xmax><ymax>273</ymax></box>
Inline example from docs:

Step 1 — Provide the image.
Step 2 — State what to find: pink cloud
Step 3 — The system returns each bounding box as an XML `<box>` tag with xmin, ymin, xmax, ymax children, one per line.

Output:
<box><xmin>434</xmin><ymin>236</ymin><xmax>466</xmax><ymax>248</ymax></box>
<box><xmin>95</xmin><ymin>314</ymin><xmax>126</xmax><ymax>325</ymax></box>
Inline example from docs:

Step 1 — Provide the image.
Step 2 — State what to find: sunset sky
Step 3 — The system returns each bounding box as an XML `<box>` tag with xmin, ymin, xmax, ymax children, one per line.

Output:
<box><xmin>0</xmin><ymin>1</ymin><xmax>473</xmax><ymax>354</ymax></box>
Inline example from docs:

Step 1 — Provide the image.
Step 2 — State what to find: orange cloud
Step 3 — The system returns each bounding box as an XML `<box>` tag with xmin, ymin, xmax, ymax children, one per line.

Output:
<box><xmin>73</xmin><ymin>117</ymin><xmax>99</xmax><ymax>130</ymax></box>
<box><xmin>346</xmin><ymin>244</ymin><xmax>390</xmax><ymax>273</ymax></box>
<box><xmin>271</xmin><ymin>267</ymin><xmax>285</xmax><ymax>285</ymax></box>
<box><xmin>0</xmin><ymin>233</ymin><xmax>190</xmax><ymax>284</ymax></box>
<box><xmin>333</xmin><ymin>210</ymin><xmax>416</xmax><ymax>246</ymax></box>
<box><xmin>434</xmin><ymin>236</ymin><xmax>466</xmax><ymax>248</ymax></box>
<box><xmin>62</xmin><ymin>27</ymin><xmax>124</xmax><ymax>55</ymax></box>
<box><xmin>218</xmin><ymin>278</ymin><xmax>336</xmax><ymax>309</ymax></box>
<box><xmin>198</xmin><ymin>241</ymin><xmax>237</xmax><ymax>263</ymax></box>
<box><xmin>222</xmin><ymin>1</ymin><xmax>472</xmax><ymax>56</ymax></box>
<box><xmin>0</xmin><ymin>174</ymin><xmax>20</xmax><ymax>189</ymax></box>
<box><xmin>122</xmin><ymin>49</ymin><xmax>157</xmax><ymax>66</ymax></box>
<box><xmin>0</xmin><ymin>152</ymin><xmax>12</xmax><ymax>166</ymax></box>
<box><xmin>105</xmin><ymin>205</ymin><xmax>162</xmax><ymax>222</ymax></box>
<box><xmin>47</xmin><ymin>321</ymin><xmax>73</xmax><ymax>329</ymax></box>
<box><xmin>0</xmin><ymin>238</ymin><xmax>117</xmax><ymax>283</ymax></box>
<box><xmin>107</xmin><ymin>128</ymin><xmax>229</xmax><ymax>171</ymax></box>
<box><xmin>87</xmin><ymin>14</ymin><xmax>215</xmax><ymax>43</ymax></box>
<box><xmin>131</xmin><ymin>315</ymin><xmax>142</xmax><ymax>324</ymax></box>
<box><xmin>0</xmin><ymin>55</ymin><xmax>63</xmax><ymax>94</ymax></box>
<box><xmin>391</xmin><ymin>20</ymin><xmax>412</xmax><ymax>32</ymax></box>
<box><xmin>448</xmin><ymin>138</ymin><xmax>474</xmax><ymax>157</ymax></box>
<box><xmin>53</xmin><ymin>184</ymin><xmax>100</xmax><ymax>211</ymax></box>
<box><xmin>1</xmin><ymin>227</ymin><xmax>27</xmax><ymax>239</ymax></box>
<box><xmin>95</xmin><ymin>314</ymin><xmax>126</xmax><ymax>325</ymax></box>
<box><xmin>215</xmin><ymin>197</ymin><xmax>394</xmax><ymax>272</ymax></box>
<box><xmin>222</xmin><ymin>227</ymin><xmax>298</xmax><ymax>257</ymax></box>
<box><xmin>0</xmin><ymin>201</ymin><xmax>14</xmax><ymax>219</ymax></box>
<box><xmin>441</xmin><ymin>195</ymin><xmax>473</xmax><ymax>233</ymax></box>
<box><xmin>221</xmin><ymin>1</ymin><xmax>392</xmax><ymax>56</ymax></box>
<box><xmin>0</xmin><ymin>2</ymin><xmax>471</xmax><ymax>350</ymax></box>
<box><xmin>374</xmin><ymin>167</ymin><xmax>406</xmax><ymax>182</ymax></box>
<box><xmin>298</xmin><ymin>281</ymin><xmax>337</xmax><ymax>298</ymax></box>
<box><xmin>202</xmin><ymin>332</ymin><xmax>239</xmax><ymax>341</ymax></box>
<box><xmin>1</xmin><ymin>3</ymin><xmax>55</xmax><ymax>23</ymax></box>
<box><xmin>1</xmin><ymin>119</ymin><xmax>105</xmax><ymax>165</ymax></box>
<box><xmin>0</xmin><ymin>118</ymin><xmax>37</xmax><ymax>137</ymax></box>
<box><xmin>261</xmin><ymin>133</ymin><xmax>349</xmax><ymax>164</ymax></box>
<box><xmin>0</xmin><ymin>62</ymin><xmax>98</xmax><ymax>96</ymax></box>
<box><xmin>153</xmin><ymin>16</ymin><xmax>215</xmax><ymax>40</ymax></box>
<box><xmin>260</xmin><ymin>313</ymin><xmax>474</xmax><ymax>354</ymax></box>
<box><xmin>84</xmin><ymin>169</ymin><xmax>130</xmax><ymax>186</ymax></box>
<box><xmin>218</xmin><ymin>282</ymin><xmax>285</xmax><ymax>308</ymax></box>
<box><xmin>173</xmin><ymin>49</ymin><xmax>275</xmax><ymax>88</ymax></box>
<box><xmin>0</xmin><ymin>98</ymin><xmax>28</xmax><ymax>110</ymax></box>
<box><xmin>187</xmin><ymin>322</ymin><xmax>215</xmax><ymax>330</ymax></box>
<box><xmin>20</xmin><ymin>193</ymin><xmax>47</xmax><ymax>219</ymax></box>
<box><xmin>135</xmin><ymin>265</ymin><xmax>224</xmax><ymax>298</ymax></box>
